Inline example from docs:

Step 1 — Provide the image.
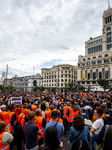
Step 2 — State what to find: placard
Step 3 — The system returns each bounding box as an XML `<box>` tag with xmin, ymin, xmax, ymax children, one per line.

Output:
<box><xmin>11</xmin><ymin>97</ymin><xmax>22</xmax><ymax>105</ymax></box>
<box><xmin>53</xmin><ymin>98</ymin><xmax>58</xmax><ymax>106</ymax></box>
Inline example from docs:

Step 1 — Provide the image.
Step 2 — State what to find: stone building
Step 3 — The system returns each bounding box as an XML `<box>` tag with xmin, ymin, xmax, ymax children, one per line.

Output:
<box><xmin>41</xmin><ymin>64</ymin><xmax>77</xmax><ymax>90</ymax></box>
<box><xmin>3</xmin><ymin>73</ymin><xmax>41</xmax><ymax>91</ymax></box>
<box><xmin>77</xmin><ymin>7</ymin><xmax>112</xmax><ymax>91</ymax></box>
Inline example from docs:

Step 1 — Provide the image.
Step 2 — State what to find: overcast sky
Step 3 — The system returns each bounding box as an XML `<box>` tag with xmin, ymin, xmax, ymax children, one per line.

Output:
<box><xmin>0</xmin><ymin>0</ymin><xmax>112</xmax><ymax>78</ymax></box>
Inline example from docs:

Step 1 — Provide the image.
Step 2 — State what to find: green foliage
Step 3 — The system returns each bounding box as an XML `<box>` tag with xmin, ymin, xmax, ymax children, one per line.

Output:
<box><xmin>68</xmin><ymin>82</ymin><xmax>74</xmax><ymax>91</ymax></box>
<box><xmin>32</xmin><ymin>86</ymin><xmax>39</xmax><ymax>91</ymax></box>
<box><xmin>39</xmin><ymin>86</ymin><xmax>45</xmax><ymax>91</ymax></box>
<box><xmin>78</xmin><ymin>86</ymin><xmax>86</xmax><ymax>91</ymax></box>
<box><xmin>97</xmin><ymin>79</ymin><xmax>110</xmax><ymax>91</ymax></box>
<box><xmin>7</xmin><ymin>86</ymin><xmax>15</xmax><ymax>91</ymax></box>
<box><xmin>64</xmin><ymin>82</ymin><xmax>68</xmax><ymax>88</ymax></box>
<box><xmin>21</xmin><ymin>88</ymin><xmax>24</xmax><ymax>91</ymax></box>
<box><xmin>0</xmin><ymin>85</ymin><xmax>4</xmax><ymax>91</ymax></box>
<box><xmin>86</xmin><ymin>85</ymin><xmax>92</xmax><ymax>92</ymax></box>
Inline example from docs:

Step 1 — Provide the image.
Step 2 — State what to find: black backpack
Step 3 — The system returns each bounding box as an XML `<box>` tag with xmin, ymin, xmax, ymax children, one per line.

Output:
<box><xmin>72</xmin><ymin>138</ymin><xmax>89</xmax><ymax>150</ymax></box>
<box><xmin>14</xmin><ymin>115</ymin><xmax>23</xmax><ymax>134</ymax></box>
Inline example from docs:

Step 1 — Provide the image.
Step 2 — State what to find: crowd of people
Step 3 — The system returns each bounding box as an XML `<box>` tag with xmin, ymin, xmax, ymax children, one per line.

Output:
<box><xmin>0</xmin><ymin>90</ymin><xmax>112</xmax><ymax>150</ymax></box>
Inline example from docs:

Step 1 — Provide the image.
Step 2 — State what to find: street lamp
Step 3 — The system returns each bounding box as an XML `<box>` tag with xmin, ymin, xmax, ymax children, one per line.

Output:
<box><xmin>6</xmin><ymin>64</ymin><xmax>10</xmax><ymax>88</ymax></box>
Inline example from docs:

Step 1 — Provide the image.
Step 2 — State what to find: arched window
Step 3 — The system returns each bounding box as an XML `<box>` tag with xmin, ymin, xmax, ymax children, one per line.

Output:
<box><xmin>105</xmin><ymin>54</ymin><xmax>108</xmax><ymax>57</ymax></box>
<box><xmin>87</xmin><ymin>58</ymin><xmax>91</xmax><ymax>60</ymax></box>
<box><xmin>107</xmin><ymin>26</ymin><xmax>111</xmax><ymax>31</ymax></box>
<box><xmin>98</xmin><ymin>55</ymin><xmax>102</xmax><ymax>58</ymax></box>
<box><xmin>83</xmin><ymin>59</ymin><xmax>86</xmax><ymax>61</ymax></box>
<box><xmin>93</xmin><ymin>56</ymin><xmax>96</xmax><ymax>59</ymax></box>
<box><xmin>33</xmin><ymin>80</ymin><xmax>37</xmax><ymax>86</ymax></box>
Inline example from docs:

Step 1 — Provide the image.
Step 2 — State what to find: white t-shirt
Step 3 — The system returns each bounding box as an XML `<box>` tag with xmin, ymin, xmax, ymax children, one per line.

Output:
<box><xmin>92</xmin><ymin>118</ymin><xmax>104</xmax><ymax>131</ymax></box>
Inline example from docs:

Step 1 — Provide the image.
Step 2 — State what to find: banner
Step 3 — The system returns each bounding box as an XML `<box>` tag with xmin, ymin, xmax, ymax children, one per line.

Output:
<box><xmin>11</xmin><ymin>97</ymin><xmax>22</xmax><ymax>105</ymax></box>
<box><xmin>53</xmin><ymin>98</ymin><xmax>58</xmax><ymax>106</ymax></box>
<box><xmin>82</xmin><ymin>73</ymin><xmax>85</xmax><ymax>79</ymax></box>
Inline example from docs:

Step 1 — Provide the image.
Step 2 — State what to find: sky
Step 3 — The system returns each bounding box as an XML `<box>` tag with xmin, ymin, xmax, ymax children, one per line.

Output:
<box><xmin>0</xmin><ymin>0</ymin><xmax>112</xmax><ymax>78</ymax></box>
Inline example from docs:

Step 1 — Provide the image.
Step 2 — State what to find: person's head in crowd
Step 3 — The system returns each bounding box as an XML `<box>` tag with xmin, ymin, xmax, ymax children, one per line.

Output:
<box><xmin>41</xmin><ymin>103</ymin><xmax>46</xmax><ymax>111</ymax></box>
<box><xmin>71</xmin><ymin>100</ymin><xmax>74</xmax><ymax>105</ymax></box>
<box><xmin>106</xmin><ymin>101</ymin><xmax>111</xmax><ymax>109</ymax></box>
<box><xmin>80</xmin><ymin>102</ymin><xmax>84</xmax><ymax>107</ymax></box>
<box><xmin>99</xmin><ymin>100</ymin><xmax>103</xmax><ymax>105</ymax></box>
<box><xmin>51</xmin><ymin>111</ymin><xmax>58</xmax><ymax>120</ymax></box>
<box><xmin>35</xmin><ymin>109</ymin><xmax>41</xmax><ymax>116</ymax></box>
<box><xmin>45</xmin><ymin>126</ymin><xmax>60</xmax><ymax>150</ymax></box>
<box><xmin>90</xmin><ymin>101</ymin><xmax>94</xmax><ymax>108</ymax></box>
<box><xmin>72</xmin><ymin>115</ymin><xmax>84</xmax><ymax>131</ymax></box>
<box><xmin>67</xmin><ymin>101</ymin><xmax>70</xmax><ymax>106</ymax></box>
<box><xmin>10</xmin><ymin>104</ymin><xmax>15</xmax><ymax>111</ymax></box>
<box><xmin>0</xmin><ymin>121</ymin><xmax>6</xmax><ymax>133</ymax></box>
<box><xmin>93</xmin><ymin>102</ymin><xmax>100</xmax><ymax>110</ymax></box>
<box><xmin>23</xmin><ymin>103</ymin><xmax>28</xmax><ymax>109</ymax></box>
<box><xmin>104</xmin><ymin>109</ymin><xmax>110</xmax><ymax>117</ymax></box>
<box><xmin>1</xmin><ymin>105</ymin><xmax>6</xmax><ymax>111</ymax></box>
<box><xmin>80</xmin><ymin>107</ymin><xmax>86</xmax><ymax>114</ymax></box>
<box><xmin>85</xmin><ymin>101</ymin><xmax>89</xmax><ymax>106</ymax></box>
<box><xmin>50</xmin><ymin>104</ymin><xmax>54</xmax><ymax>110</ymax></box>
<box><xmin>94</xmin><ymin>107</ymin><xmax>103</xmax><ymax>119</ymax></box>
<box><xmin>28</xmin><ymin>111</ymin><xmax>35</xmax><ymax>121</ymax></box>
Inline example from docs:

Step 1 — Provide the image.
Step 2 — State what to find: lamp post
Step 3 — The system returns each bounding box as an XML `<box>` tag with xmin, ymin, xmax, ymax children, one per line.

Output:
<box><xmin>6</xmin><ymin>64</ymin><xmax>10</xmax><ymax>89</ymax></box>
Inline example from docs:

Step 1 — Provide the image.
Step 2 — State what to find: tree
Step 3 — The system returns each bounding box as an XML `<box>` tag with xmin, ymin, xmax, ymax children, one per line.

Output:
<box><xmin>32</xmin><ymin>86</ymin><xmax>39</xmax><ymax>91</ymax></box>
<box><xmin>64</xmin><ymin>82</ymin><xmax>68</xmax><ymax>88</ymax></box>
<box><xmin>86</xmin><ymin>85</ymin><xmax>92</xmax><ymax>92</ymax></box>
<box><xmin>68</xmin><ymin>82</ymin><xmax>74</xmax><ymax>91</ymax></box>
<box><xmin>39</xmin><ymin>86</ymin><xmax>45</xmax><ymax>91</ymax></box>
<box><xmin>97</xmin><ymin>79</ymin><xmax>110</xmax><ymax>92</ymax></box>
<box><xmin>78</xmin><ymin>86</ymin><xmax>86</xmax><ymax>91</ymax></box>
<box><xmin>0</xmin><ymin>85</ymin><xmax>4</xmax><ymax>91</ymax></box>
<box><xmin>7</xmin><ymin>86</ymin><xmax>15</xmax><ymax>91</ymax></box>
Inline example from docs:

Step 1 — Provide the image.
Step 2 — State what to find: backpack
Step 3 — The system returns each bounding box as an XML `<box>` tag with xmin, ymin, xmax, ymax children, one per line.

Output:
<box><xmin>14</xmin><ymin>115</ymin><xmax>23</xmax><ymax>134</ymax></box>
<box><xmin>72</xmin><ymin>138</ymin><xmax>89</xmax><ymax>150</ymax></box>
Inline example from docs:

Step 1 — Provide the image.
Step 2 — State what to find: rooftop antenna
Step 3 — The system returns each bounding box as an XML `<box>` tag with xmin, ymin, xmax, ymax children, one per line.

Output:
<box><xmin>108</xmin><ymin>0</ymin><xmax>110</xmax><ymax>9</ymax></box>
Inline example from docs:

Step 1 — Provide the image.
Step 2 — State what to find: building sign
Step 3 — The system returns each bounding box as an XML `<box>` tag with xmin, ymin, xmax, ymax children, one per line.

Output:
<box><xmin>11</xmin><ymin>97</ymin><xmax>22</xmax><ymax>105</ymax></box>
<box><xmin>82</xmin><ymin>73</ymin><xmax>85</xmax><ymax>79</ymax></box>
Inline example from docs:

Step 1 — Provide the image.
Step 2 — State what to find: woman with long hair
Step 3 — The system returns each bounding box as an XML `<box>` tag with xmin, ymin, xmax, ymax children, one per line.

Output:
<box><xmin>39</xmin><ymin>126</ymin><xmax>63</xmax><ymax>150</ymax></box>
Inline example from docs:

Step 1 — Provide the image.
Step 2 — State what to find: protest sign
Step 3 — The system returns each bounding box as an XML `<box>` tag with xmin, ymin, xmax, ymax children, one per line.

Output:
<box><xmin>53</xmin><ymin>98</ymin><xmax>58</xmax><ymax>106</ymax></box>
<box><xmin>11</xmin><ymin>97</ymin><xmax>22</xmax><ymax>105</ymax></box>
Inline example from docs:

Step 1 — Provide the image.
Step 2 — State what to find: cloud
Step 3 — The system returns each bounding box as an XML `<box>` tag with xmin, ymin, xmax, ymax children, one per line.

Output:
<box><xmin>0</xmin><ymin>0</ymin><xmax>111</xmax><ymax>78</ymax></box>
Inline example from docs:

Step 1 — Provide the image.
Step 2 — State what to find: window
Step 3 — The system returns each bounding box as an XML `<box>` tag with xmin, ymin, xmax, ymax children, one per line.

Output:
<box><xmin>99</xmin><ymin>72</ymin><xmax>102</xmax><ymax>79</ymax></box>
<box><xmin>104</xmin><ymin>59</ymin><xmax>109</xmax><ymax>63</ymax></box>
<box><xmin>93</xmin><ymin>72</ymin><xmax>96</xmax><ymax>79</ymax></box>
<box><xmin>83</xmin><ymin>59</ymin><xmax>86</xmax><ymax>61</ymax></box>
<box><xmin>65</xmin><ymin>75</ymin><xmax>67</xmax><ymax>78</ymax></box>
<box><xmin>88</xmin><ymin>45</ymin><xmax>102</xmax><ymax>54</ymax></box>
<box><xmin>82</xmin><ymin>82</ymin><xmax>85</xmax><ymax>84</ymax></box>
<box><xmin>97</xmin><ymin>60</ymin><xmax>102</xmax><ymax>64</ymax></box>
<box><xmin>98</xmin><ymin>55</ymin><xmax>102</xmax><ymax>58</ymax></box>
<box><xmin>61</xmin><ymin>75</ymin><xmax>63</xmax><ymax>78</ymax></box>
<box><xmin>86</xmin><ymin>62</ymin><xmax>90</xmax><ymax>66</ymax></box>
<box><xmin>107</xmin><ymin>37</ymin><xmax>112</xmax><ymax>43</ymax></box>
<box><xmin>61</xmin><ymin>71</ymin><xmax>63</xmax><ymax>73</ymax></box>
<box><xmin>88</xmin><ymin>73</ymin><xmax>90</xmax><ymax>79</ymax></box>
<box><xmin>87</xmin><ymin>58</ymin><xmax>91</xmax><ymax>60</ymax></box>
<box><xmin>92</xmin><ymin>81</ymin><xmax>96</xmax><ymax>84</ymax></box>
<box><xmin>93</xmin><ymin>56</ymin><xmax>96</xmax><ymax>59</ymax></box>
<box><xmin>69</xmin><ymin>71</ymin><xmax>70</xmax><ymax>73</ymax></box>
<box><xmin>105</xmin><ymin>54</ymin><xmax>108</xmax><ymax>57</ymax></box>
<box><xmin>107</xmin><ymin>26</ymin><xmax>111</xmax><ymax>31</ymax></box>
<box><xmin>107</xmin><ymin>44</ymin><xmax>112</xmax><ymax>50</ymax></box>
<box><xmin>61</xmin><ymin>79</ymin><xmax>63</xmax><ymax>82</ymax></box>
<box><xmin>92</xmin><ymin>61</ymin><xmax>96</xmax><ymax>65</ymax></box>
<box><xmin>65</xmin><ymin>79</ymin><xmax>67</xmax><ymax>82</ymax></box>
<box><xmin>105</xmin><ymin>71</ymin><xmax>108</xmax><ymax>79</ymax></box>
<box><xmin>82</xmin><ymin>64</ymin><xmax>85</xmax><ymax>66</ymax></box>
<box><xmin>65</xmin><ymin>71</ymin><xmax>67</xmax><ymax>73</ymax></box>
<box><xmin>107</xmin><ymin>32</ymin><xmax>111</xmax><ymax>36</ymax></box>
<box><xmin>87</xmin><ymin>81</ymin><xmax>90</xmax><ymax>84</ymax></box>
<box><xmin>61</xmin><ymin>83</ymin><xmax>63</xmax><ymax>86</ymax></box>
